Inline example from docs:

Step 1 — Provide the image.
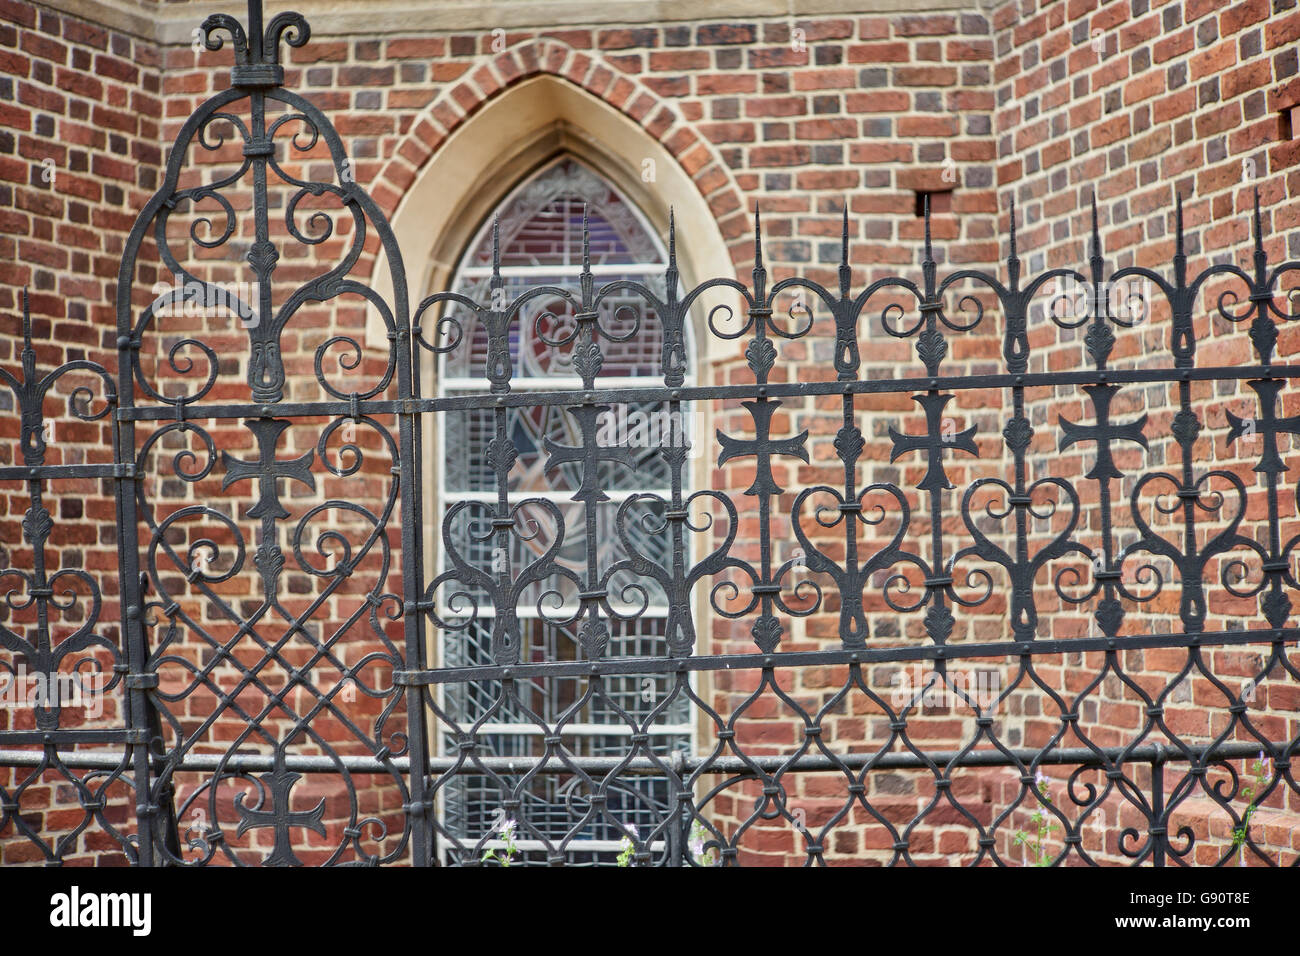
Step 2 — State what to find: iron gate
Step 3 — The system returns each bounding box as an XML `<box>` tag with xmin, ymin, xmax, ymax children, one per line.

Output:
<box><xmin>1</xmin><ymin>0</ymin><xmax>1298</xmax><ymax>866</ymax></box>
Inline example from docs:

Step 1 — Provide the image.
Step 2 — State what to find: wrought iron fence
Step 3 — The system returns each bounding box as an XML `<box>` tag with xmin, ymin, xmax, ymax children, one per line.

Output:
<box><xmin>1</xmin><ymin>0</ymin><xmax>1298</xmax><ymax>866</ymax></box>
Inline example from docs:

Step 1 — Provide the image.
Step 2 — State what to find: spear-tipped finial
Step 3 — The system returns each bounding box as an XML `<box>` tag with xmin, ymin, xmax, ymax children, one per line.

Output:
<box><xmin>1008</xmin><ymin>196</ymin><xmax>1018</xmax><ymax>262</ymax></box>
<box><xmin>668</xmin><ymin>207</ymin><xmax>676</xmax><ymax>271</ymax></box>
<box><xmin>923</xmin><ymin>192</ymin><xmax>933</xmax><ymax>263</ymax></box>
<box><xmin>581</xmin><ymin>203</ymin><xmax>590</xmax><ymax>272</ymax></box>
<box><xmin>1174</xmin><ymin>191</ymin><xmax>1184</xmax><ymax>261</ymax></box>
<box><xmin>1253</xmin><ymin>184</ymin><xmax>1264</xmax><ymax>254</ymax></box>
<box><xmin>1252</xmin><ymin>185</ymin><xmax>1269</xmax><ymax>281</ymax></box>
<box><xmin>839</xmin><ymin>203</ymin><xmax>851</xmax><ymax>296</ymax></box>
<box><xmin>19</xmin><ymin>286</ymin><xmax>35</xmax><ymax>387</ymax></box>
<box><xmin>1089</xmin><ymin>190</ymin><xmax>1102</xmax><ymax>262</ymax></box>
<box><xmin>754</xmin><ymin>206</ymin><xmax>764</xmax><ymax>269</ymax></box>
<box><xmin>1006</xmin><ymin>196</ymin><xmax>1020</xmax><ymax>289</ymax></box>
<box><xmin>491</xmin><ymin>216</ymin><xmax>501</xmax><ymax>277</ymax></box>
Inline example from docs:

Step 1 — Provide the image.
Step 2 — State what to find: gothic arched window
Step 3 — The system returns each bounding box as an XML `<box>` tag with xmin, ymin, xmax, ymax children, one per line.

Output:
<box><xmin>435</xmin><ymin>157</ymin><xmax>695</xmax><ymax>864</ymax></box>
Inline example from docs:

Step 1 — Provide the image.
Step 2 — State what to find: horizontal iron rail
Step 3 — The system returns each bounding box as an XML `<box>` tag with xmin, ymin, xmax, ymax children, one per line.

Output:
<box><xmin>106</xmin><ymin>363</ymin><xmax>1300</xmax><ymax>421</ymax></box>
<box><xmin>0</xmin><ymin>740</ymin><xmax>1285</xmax><ymax>775</ymax></box>
<box><xmin>404</xmin><ymin>628</ymin><xmax>1300</xmax><ymax>685</ymax></box>
<box><xmin>0</xmin><ymin>464</ymin><xmax>125</xmax><ymax>481</ymax></box>
<box><xmin>0</xmin><ymin>730</ymin><xmax>137</xmax><ymax>745</ymax></box>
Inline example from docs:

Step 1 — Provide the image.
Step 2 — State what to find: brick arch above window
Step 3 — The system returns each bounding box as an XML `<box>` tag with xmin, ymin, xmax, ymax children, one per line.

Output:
<box><xmin>370</xmin><ymin>38</ymin><xmax>746</xmax><ymax>225</ymax></box>
<box><xmin>366</xmin><ymin>50</ymin><xmax>746</xmax><ymax>360</ymax></box>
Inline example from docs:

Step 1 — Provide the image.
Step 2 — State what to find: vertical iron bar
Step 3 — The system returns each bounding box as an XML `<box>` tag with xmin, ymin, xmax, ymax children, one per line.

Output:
<box><xmin>113</xmin><ymin>309</ymin><xmax>156</xmax><ymax>866</ymax></box>
<box><xmin>1150</xmin><ymin>744</ymin><xmax>1166</xmax><ymax>867</ymax></box>
<box><xmin>396</xmin><ymin>260</ymin><xmax>432</xmax><ymax>869</ymax></box>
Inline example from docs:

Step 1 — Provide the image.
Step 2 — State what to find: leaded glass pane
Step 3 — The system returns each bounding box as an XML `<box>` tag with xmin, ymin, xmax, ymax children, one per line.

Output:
<box><xmin>435</xmin><ymin>157</ymin><xmax>694</xmax><ymax>865</ymax></box>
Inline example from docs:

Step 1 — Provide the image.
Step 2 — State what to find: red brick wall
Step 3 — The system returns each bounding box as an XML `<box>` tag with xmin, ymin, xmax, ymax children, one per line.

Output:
<box><xmin>1</xmin><ymin>0</ymin><xmax>1298</xmax><ymax>865</ymax></box>
<box><xmin>976</xmin><ymin>0</ymin><xmax>1300</xmax><ymax>868</ymax></box>
<box><xmin>1</xmin><ymin>0</ymin><xmax>161</xmax><ymax>865</ymax></box>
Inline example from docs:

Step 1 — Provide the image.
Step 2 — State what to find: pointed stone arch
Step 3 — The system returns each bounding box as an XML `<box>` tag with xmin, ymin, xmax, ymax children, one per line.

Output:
<box><xmin>365</xmin><ymin>37</ymin><xmax>747</xmax><ymax>356</ymax></box>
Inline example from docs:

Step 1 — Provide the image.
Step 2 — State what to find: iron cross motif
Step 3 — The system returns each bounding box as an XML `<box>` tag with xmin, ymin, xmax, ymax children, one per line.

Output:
<box><xmin>543</xmin><ymin>403</ymin><xmax>637</xmax><ymax>502</ymax></box>
<box><xmin>1058</xmin><ymin>383</ymin><xmax>1148</xmax><ymax>480</ymax></box>
<box><xmin>221</xmin><ymin>418</ymin><xmax>317</xmax><ymax>521</ymax></box>
<box><xmin>1226</xmin><ymin>378</ymin><xmax>1300</xmax><ymax>476</ymax></box>
<box><xmin>221</xmin><ymin>417</ymin><xmax>316</xmax><ymax>593</ymax></box>
<box><xmin>233</xmin><ymin>748</ymin><xmax>329</xmax><ymax>867</ymax></box>
<box><xmin>716</xmin><ymin>399</ymin><xmax>810</xmax><ymax>496</ymax></box>
<box><xmin>716</xmin><ymin>398</ymin><xmax>810</xmax><ymax>652</ymax></box>
<box><xmin>888</xmin><ymin>392</ymin><xmax>979</xmax><ymax>494</ymax></box>
<box><xmin>1226</xmin><ymin>377</ymin><xmax>1300</xmax><ymax>627</ymax></box>
<box><xmin>544</xmin><ymin>402</ymin><xmax>639</xmax><ymax>658</ymax></box>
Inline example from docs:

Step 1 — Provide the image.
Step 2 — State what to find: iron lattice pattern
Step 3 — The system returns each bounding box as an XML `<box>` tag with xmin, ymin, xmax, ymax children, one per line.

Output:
<box><xmin>1</xmin><ymin>1</ymin><xmax>1299</xmax><ymax>866</ymax></box>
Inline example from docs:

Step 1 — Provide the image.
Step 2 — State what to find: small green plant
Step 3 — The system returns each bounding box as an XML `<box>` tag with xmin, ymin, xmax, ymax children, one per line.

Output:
<box><xmin>616</xmin><ymin>825</ymin><xmax>637</xmax><ymax>867</ymax></box>
<box><xmin>481</xmin><ymin>818</ymin><xmax>519</xmax><ymax>867</ymax></box>
<box><xmin>1231</xmin><ymin>751</ymin><xmax>1273</xmax><ymax>866</ymax></box>
<box><xmin>1013</xmin><ymin>770</ymin><xmax>1059</xmax><ymax>867</ymax></box>
<box><xmin>613</xmin><ymin>820</ymin><xmax>719</xmax><ymax>867</ymax></box>
<box><xmin>689</xmin><ymin>820</ymin><xmax>718</xmax><ymax>867</ymax></box>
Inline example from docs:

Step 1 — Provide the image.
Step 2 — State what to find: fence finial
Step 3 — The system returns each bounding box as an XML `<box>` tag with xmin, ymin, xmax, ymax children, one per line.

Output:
<box><xmin>1089</xmin><ymin>190</ymin><xmax>1102</xmax><ymax>265</ymax></box>
<box><xmin>839</xmin><ymin>203</ymin><xmax>851</xmax><ymax>296</ymax></box>
<box><xmin>1007</xmin><ymin>197</ymin><xmax>1019</xmax><ymax>289</ymax></box>
<box><xmin>1008</xmin><ymin>196</ymin><xmax>1017</xmax><ymax>262</ymax></box>
<box><xmin>1174</xmin><ymin>192</ymin><xmax>1184</xmax><ymax>262</ymax></box>
<box><xmin>923</xmin><ymin>192</ymin><xmax>932</xmax><ymax>259</ymax></box>
<box><xmin>581</xmin><ymin>203</ymin><xmax>590</xmax><ymax>273</ymax></box>
<box><xmin>668</xmin><ymin>207</ymin><xmax>676</xmax><ymax>272</ymax></box>
<box><xmin>21</xmin><ymin>285</ymin><xmax>30</xmax><ymax>351</ymax></box>
<box><xmin>199</xmin><ymin>0</ymin><xmax>312</xmax><ymax>89</ymax></box>
<box><xmin>753</xmin><ymin>205</ymin><xmax>764</xmax><ymax>270</ymax></box>
<box><xmin>247</xmin><ymin>0</ymin><xmax>264</xmax><ymax>60</ymax></box>
<box><xmin>19</xmin><ymin>285</ymin><xmax>35</xmax><ymax>388</ymax></box>
<box><xmin>491</xmin><ymin>216</ymin><xmax>501</xmax><ymax>279</ymax></box>
<box><xmin>1253</xmin><ymin>185</ymin><xmax>1264</xmax><ymax>258</ymax></box>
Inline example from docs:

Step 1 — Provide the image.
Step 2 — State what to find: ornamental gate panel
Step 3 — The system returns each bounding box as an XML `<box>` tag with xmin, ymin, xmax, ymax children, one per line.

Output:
<box><xmin>1</xmin><ymin>0</ymin><xmax>1298</xmax><ymax>866</ymax></box>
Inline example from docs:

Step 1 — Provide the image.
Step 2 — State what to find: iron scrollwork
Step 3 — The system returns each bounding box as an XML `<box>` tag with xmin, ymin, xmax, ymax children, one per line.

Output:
<box><xmin>1</xmin><ymin>0</ymin><xmax>1298</xmax><ymax>867</ymax></box>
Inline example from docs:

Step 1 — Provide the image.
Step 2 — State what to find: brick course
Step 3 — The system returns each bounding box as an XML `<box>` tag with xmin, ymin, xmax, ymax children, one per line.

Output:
<box><xmin>1</xmin><ymin>0</ymin><xmax>1298</xmax><ymax>865</ymax></box>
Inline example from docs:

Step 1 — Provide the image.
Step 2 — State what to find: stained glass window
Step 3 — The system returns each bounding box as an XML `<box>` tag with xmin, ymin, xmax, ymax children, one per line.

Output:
<box><xmin>435</xmin><ymin>158</ymin><xmax>695</xmax><ymax>865</ymax></box>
